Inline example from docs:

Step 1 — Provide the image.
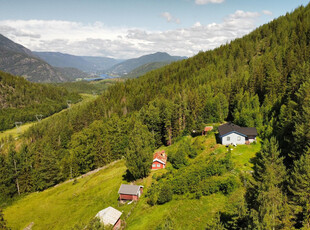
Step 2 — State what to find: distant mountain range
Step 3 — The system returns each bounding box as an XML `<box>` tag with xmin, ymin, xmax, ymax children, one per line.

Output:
<box><xmin>106</xmin><ymin>52</ymin><xmax>187</xmax><ymax>76</ymax></box>
<box><xmin>0</xmin><ymin>34</ymin><xmax>92</xmax><ymax>82</ymax></box>
<box><xmin>33</xmin><ymin>52</ymin><xmax>123</xmax><ymax>73</ymax></box>
<box><xmin>0</xmin><ymin>33</ymin><xmax>186</xmax><ymax>82</ymax></box>
<box><xmin>35</xmin><ymin>51</ymin><xmax>187</xmax><ymax>77</ymax></box>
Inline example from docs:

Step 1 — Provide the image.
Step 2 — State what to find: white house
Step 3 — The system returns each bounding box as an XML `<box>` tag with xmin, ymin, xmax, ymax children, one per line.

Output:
<box><xmin>218</xmin><ymin>123</ymin><xmax>257</xmax><ymax>145</ymax></box>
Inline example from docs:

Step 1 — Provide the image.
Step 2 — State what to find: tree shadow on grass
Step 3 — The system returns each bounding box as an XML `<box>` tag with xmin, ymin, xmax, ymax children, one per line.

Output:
<box><xmin>122</xmin><ymin>169</ymin><xmax>135</xmax><ymax>182</ymax></box>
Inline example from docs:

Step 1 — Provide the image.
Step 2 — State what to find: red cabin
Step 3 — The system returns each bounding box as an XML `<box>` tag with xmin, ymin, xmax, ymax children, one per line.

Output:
<box><xmin>152</xmin><ymin>150</ymin><xmax>167</xmax><ymax>170</ymax></box>
<box><xmin>118</xmin><ymin>184</ymin><xmax>144</xmax><ymax>201</ymax></box>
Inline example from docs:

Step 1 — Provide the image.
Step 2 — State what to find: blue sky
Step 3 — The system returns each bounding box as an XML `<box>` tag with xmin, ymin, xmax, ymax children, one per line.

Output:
<box><xmin>0</xmin><ymin>0</ymin><xmax>308</xmax><ymax>58</ymax></box>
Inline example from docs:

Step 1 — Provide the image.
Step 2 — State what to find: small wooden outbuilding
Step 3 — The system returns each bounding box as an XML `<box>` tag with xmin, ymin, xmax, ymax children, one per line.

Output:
<box><xmin>152</xmin><ymin>150</ymin><xmax>167</xmax><ymax>170</ymax></box>
<box><xmin>118</xmin><ymin>184</ymin><xmax>143</xmax><ymax>201</ymax></box>
<box><xmin>95</xmin><ymin>206</ymin><xmax>122</xmax><ymax>230</ymax></box>
<box><xmin>202</xmin><ymin>126</ymin><xmax>213</xmax><ymax>135</ymax></box>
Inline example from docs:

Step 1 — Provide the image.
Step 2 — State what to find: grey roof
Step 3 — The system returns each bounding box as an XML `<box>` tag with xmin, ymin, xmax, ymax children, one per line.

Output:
<box><xmin>218</xmin><ymin>123</ymin><xmax>257</xmax><ymax>137</ymax></box>
<box><xmin>118</xmin><ymin>184</ymin><xmax>143</xmax><ymax>195</ymax></box>
<box><xmin>95</xmin><ymin>206</ymin><xmax>122</xmax><ymax>226</ymax></box>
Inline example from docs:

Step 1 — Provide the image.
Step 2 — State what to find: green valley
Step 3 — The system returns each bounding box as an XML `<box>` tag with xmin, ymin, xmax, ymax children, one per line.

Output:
<box><xmin>1</xmin><ymin>2</ymin><xmax>310</xmax><ymax>229</ymax></box>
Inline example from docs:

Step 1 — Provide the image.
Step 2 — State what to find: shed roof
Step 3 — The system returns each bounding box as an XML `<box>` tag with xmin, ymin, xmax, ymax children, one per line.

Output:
<box><xmin>218</xmin><ymin>123</ymin><xmax>257</xmax><ymax>137</ymax></box>
<box><xmin>153</xmin><ymin>150</ymin><xmax>167</xmax><ymax>164</ymax></box>
<box><xmin>204</xmin><ymin>126</ymin><xmax>213</xmax><ymax>132</ymax></box>
<box><xmin>153</xmin><ymin>158</ymin><xmax>166</xmax><ymax>165</ymax></box>
<box><xmin>118</xmin><ymin>184</ymin><xmax>143</xmax><ymax>195</ymax></box>
<box><xmin>95</xmin><ymin>206</ymin><xmax>122</xmax><ymax>226</ymax></box>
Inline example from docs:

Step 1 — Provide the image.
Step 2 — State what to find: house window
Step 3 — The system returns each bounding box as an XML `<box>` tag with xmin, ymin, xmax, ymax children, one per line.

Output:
<box><xmin>227</xmin><ymin>136</ymin><xmax>230</xmax><ymax>141</ymax></box>
<box><xmin>157</xmin><ymin>164</ymin><xmax>160</xmax><ymax>167</ymax></box>
<box><xmin>152</xmin><ymin>164</ymin><xmax>155</xmax><ymax>167</ymax></box>
<box><xmin>237</xmin><ymin>136</ymin><xmax>241</xmax><ymax>141</ymax></box>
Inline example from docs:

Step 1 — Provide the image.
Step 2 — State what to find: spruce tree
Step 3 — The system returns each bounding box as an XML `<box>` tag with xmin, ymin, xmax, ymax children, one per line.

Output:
<box><xmin>248</xmin><ymin>137</ymin><xmax>292</xmax><ymax>229</ymax></box>
<box><xmin>125</xmin><ymin>120</ymin><xmax>155</xmax><ymax>180</ymax></box>
<box><xmin>289</xmin><ymin>149</ymin><xmax>310</xmax><ymax>229</ymax></box>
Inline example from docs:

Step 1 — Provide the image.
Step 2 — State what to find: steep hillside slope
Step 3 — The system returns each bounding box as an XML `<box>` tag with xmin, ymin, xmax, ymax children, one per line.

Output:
<box><xmin>0</xmin><ymin>34</ymin><xmax>85</xmax><ymax>82</ymax></box>
<box><xmin>123</xmin><ymin>61</ymin><xmax>172</xmax><ymax>79</ymax></box>
<box><xmin>4</xmin><ymin>160</ymin><xmax>126</xmax><ymax>229</ymax></box>
<box><xmin>0</xmin><ymin>71</ymin><xmax>80</xmax><ymax>131</ymax></box>
<box><xmin>1</xmin><ymin>4</ymin><xmax>310</xmax><ymax>228</ymax></box>
<box><xmin>0</xmin><ymin>34</ymin><xmax>34</xmax><ymax>57</ymax></box>
<box><xmin>107</xmin><ymin>52</ymin><xmax>186</xmax><ymax>75</ymax></box>
<box><xmin>54</xmin><ymin>67</ymin><xmax>94</xmax><ymax>81</ymax></box>
<box><xmin>3</xmin><ymin>134</ymin><xmax>260</xmax><ymax>229</ymax></box>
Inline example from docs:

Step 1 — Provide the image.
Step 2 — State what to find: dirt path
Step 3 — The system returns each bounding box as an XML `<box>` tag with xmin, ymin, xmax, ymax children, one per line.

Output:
<box><xmin>23</xmin><ymin>222</ymin><xmax>34</xmax><ymax>230</ymax></box>
<box><xmin>54</xmin><ymin>160</ymin><xmax>121</xmax><ymax>188</ymax></box>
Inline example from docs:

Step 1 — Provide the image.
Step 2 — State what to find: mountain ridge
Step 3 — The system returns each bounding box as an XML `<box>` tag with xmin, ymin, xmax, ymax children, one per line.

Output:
<box><xmin>0</xmin><ymin>34</ymin><xmax>93</xmax><ymax>82</ymax></box>
<box><xmin>34</xmin><ymin>51</ymin><xmax>122</xmax><ymax>73</ymax></box>
<box><xmin>107</xmin><ymin>52</ymin><xmax>187</xmax><ymax>75</ymax></box>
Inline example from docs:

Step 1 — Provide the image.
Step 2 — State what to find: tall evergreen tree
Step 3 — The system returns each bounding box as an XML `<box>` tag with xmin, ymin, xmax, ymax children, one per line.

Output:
<box><xmin>248</xmin><ymin>137</ymin><xmax>292</xmax><ymax>229</ymax></box>
<box><xmin>289</xmin><ymin>149</ymin><xmax>310</xmax><ymax>229</ymax></box>
<box><xmin>125</xmin><ymin>120</ymin><xmax>155</xmax><ymax>180</ymax></box>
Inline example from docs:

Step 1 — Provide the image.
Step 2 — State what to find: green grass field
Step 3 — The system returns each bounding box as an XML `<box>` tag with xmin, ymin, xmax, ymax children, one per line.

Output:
<box><xmin>4</xmin><ymin>160</ymin><xmax>127</xmax><ymax>230</ymax></box>
<box><xmin>0</xmin><ymin>122</ymin><xmax>35</xmax><ymax>140</ymax></box>
<box><xmin>3</xmin><ymin>133</ymin><xmax>261</xmax><ymax>229</ymax></box>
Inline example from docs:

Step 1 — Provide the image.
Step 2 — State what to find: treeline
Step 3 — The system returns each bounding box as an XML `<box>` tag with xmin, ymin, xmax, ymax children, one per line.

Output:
<box><xmin>0</xmin><ymin>71</ymin><xmax>80</xmax><ymax>131</ymax></box>
<box><xmin>52</xmin><ymin>79</ymin><xmax>121</xmax><ymax>95</ymax></box>
<box><xmin>0</xmin><ymin>3</ymin><xmax>310</xmax><ymax>228</ymax></box>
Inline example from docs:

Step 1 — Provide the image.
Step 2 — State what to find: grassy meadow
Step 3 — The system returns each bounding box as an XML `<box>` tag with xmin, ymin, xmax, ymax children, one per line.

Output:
<box><xmin>3</xmin><ymin>132</ymin><xmax>261</xmax><ymax>229</ymax></box>
<box><xmin>4</xmin><ymin>160</ymin><xmax>127</xmax><ymax>229</ymax></box>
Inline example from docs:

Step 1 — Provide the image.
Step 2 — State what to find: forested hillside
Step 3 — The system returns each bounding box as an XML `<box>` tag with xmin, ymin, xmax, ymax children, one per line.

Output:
<box><xmin>1</xmin><ymin>3</ymin><xmax>310</xmax><ymax>229</ymax></box>
<box><xmin>123</xmin><ymin>61</ymin><xmax>173</xmax><ymax>79</ymax></box>
<box><xmin>0</xmin><ymin>71</ymin><xmax>80</xmax><ymax>131</ymax></box>
<box><xmin>107</xmin><ymin>52</ymin><xmax>186</xmax><ymax>75</ymax></box>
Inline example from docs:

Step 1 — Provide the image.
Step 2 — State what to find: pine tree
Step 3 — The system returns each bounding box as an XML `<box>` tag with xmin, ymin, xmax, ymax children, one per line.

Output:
<box><xmin>248</xmin><ymin>137</ymin><xmax>292</xmax><ymax>229</ymax></box>
<box><xmin>125</xmin><ymin>120</ymin><xmax>155</xmax><ymax>179</ymax></box>
<box><xmin>289</xmin><ymin>149</ymin><xmax>310</xmax><ymax>229</ymax></box>
<box><xmin>291</xmin><ymin>80</ymin><xmax>310</xmax><ymax>161</ymax></box>
<box><xmin>7</xmin><ymin>146</ymin><xmax>20</xmax><ymax>196</ymax></box>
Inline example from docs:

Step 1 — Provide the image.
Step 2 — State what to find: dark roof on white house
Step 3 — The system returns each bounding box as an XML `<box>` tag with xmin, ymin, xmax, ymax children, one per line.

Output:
<box><xmin>218</xmin><ymin>123</ymin><xmax>257</xmax><ymax>137</ymax></box>
<box><xmin>118</xmin><ymin>184</ymin><xmax>143</xmax><ymax>195</ymax></box>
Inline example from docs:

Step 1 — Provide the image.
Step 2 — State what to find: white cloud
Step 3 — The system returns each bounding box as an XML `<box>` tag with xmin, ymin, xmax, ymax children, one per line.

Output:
<box><xmin>262</xmin><ymin>10</ymin><xmax>273</xmax><ymax>16</ymax></box>
<box><xmin>195</xmin><ymin>0</ymin><xmax>225</xmax><ymax>5</ymax></box>
<box><xmin>193</xmin><ymin>22</ymin><xmax>202</xmax><ymax>27</ymax></box>
<box><xmin>161</xmin><ymin>12</ymin><xmax>180</xmax><ymax>24</ymax></box>
<box><xmin>0</xmin><ymin>10</ymin><xmax>262</xmax><ymax>59</ymax></box>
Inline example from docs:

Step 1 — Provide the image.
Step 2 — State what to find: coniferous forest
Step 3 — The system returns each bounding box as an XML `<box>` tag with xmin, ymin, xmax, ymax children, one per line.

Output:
<box><xmin>1</xmin><ymin>3</ymin><xmax>310</xmax><ymax>229</ymax></box>
<box><xmin>0</xmin><ymin>71</ymin><xmax>80</xmax><ymax>131</ymax></box>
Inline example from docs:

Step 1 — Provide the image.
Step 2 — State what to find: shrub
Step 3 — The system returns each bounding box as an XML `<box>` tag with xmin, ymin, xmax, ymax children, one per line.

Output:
<box><xmin>157</xmin><ymin>184</ymin><xmax>173</xmax><ymax>204</ymax></box>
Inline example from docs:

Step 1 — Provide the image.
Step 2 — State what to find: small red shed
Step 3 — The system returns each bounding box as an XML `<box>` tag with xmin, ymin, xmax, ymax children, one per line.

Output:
<box><xmin>152</xmin><ymin>150</ymin><xmax>167</xmax><ymax>170</ymax></box>
<box><xmin>202</xmin><ymin>126</ymin><xmax>213</xmax><ymax>135</ymax></box>
<box><xmin>118</xmin><ymin>184</ymin><xmax>143</xmax><ymax>201</ymax></box>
